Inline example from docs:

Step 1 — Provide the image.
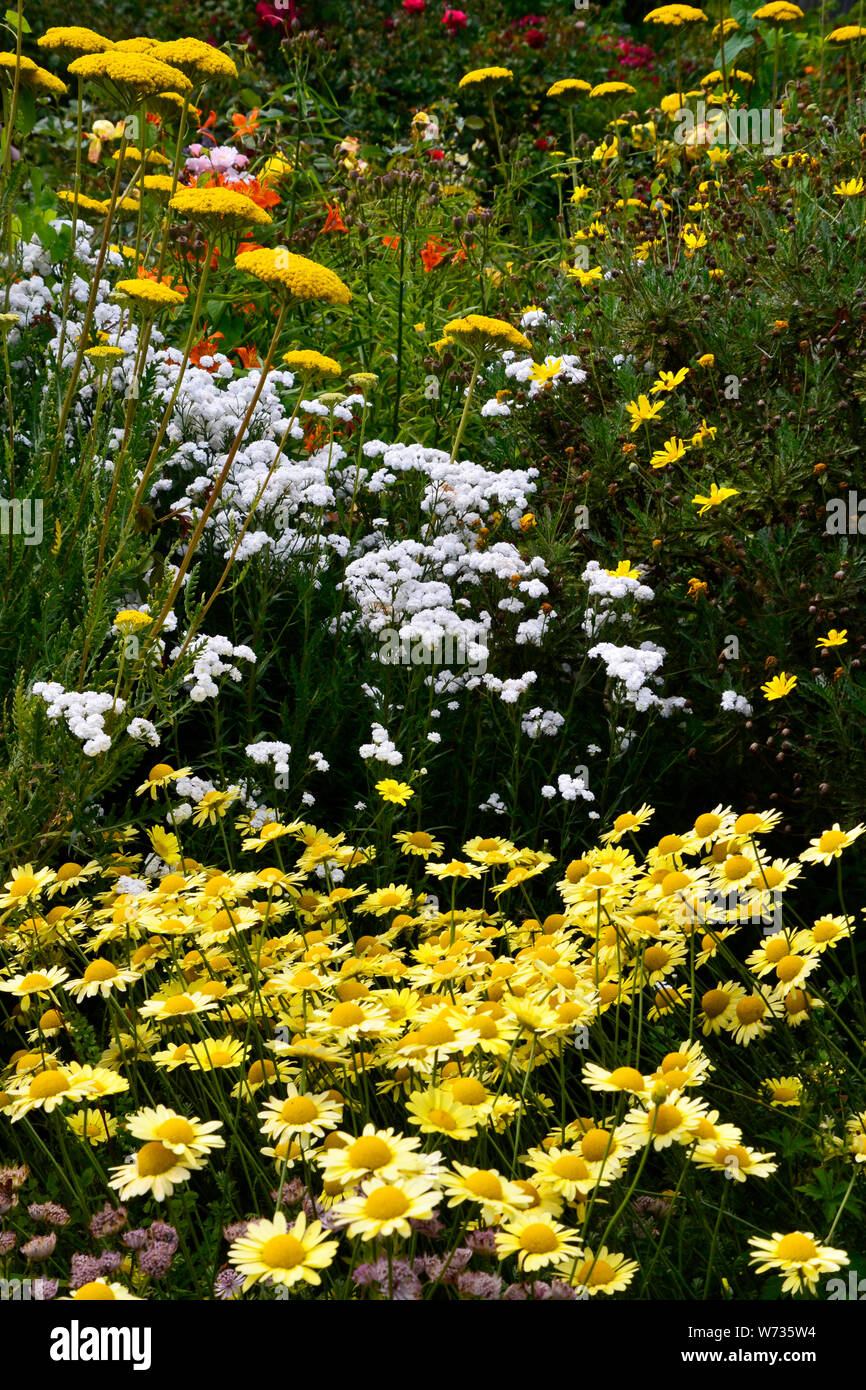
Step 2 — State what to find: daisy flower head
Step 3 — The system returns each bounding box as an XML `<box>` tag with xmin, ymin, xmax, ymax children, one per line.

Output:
<box><xmin>800</xmin><ymin>823</ymin><xmax>865</xmax><ymax>866</ymax></box>
<box><xmin>440</xmin><ymin>1163</ymin><xmax>533</xmax><ymax>1222</ymax></box>
<box><xmin>622</xmin><ymin>1091</ymin><xmax>709</xmax><ymax>1150</ymax></box>
<box><xmin>761</xmin><ymin>671</ymin><xmax>797</xmax><ymax>702</ymax></box>
<box><xmin>393</xmin><ymin>829</ymin><xmax>444</xmax><ymax>860</ymax></box>
<box><xmin>375</xmin><ymin>778</ymin><xmax>414</xmax><ymax>806</ymax></box>
<box><xmin>561</xmin><ymin>1245</ymin><xmax>640</xmax><ymax>1295</ymax></box>
<box><xmin>67</xmin><ymin>958</ymin><xmax>140</xmax><ymax>1001</ymax></box>
<box><xmin>64</xmin><ymin>1280</ymin><xmax>141</xmax><ymax>1301</ymax></box>
<box><xmin>405</xmin><ymin>1087</ymin><xmax>479</xmax><ymax>1141</ymax></box>
<box><xmin>601</xmin><ymin>804</ymin><xmax>654</xmax><ymax>843</ymax></box>
<box><xmin>747</xmin><ymin>1231</ymin><xmax>847</xmax><ymax>1294</ymax></box>
<box><xmin>691</xmin><ymin>1140</ymin><xmax>778</xmax><ymax>1182</ymax></box>
<box><xmin>583</xmin><ymin>1062</ymin><xmax>649</xmax><ymax>1096</ymax></box>
<box><xmin>135</xmin><ymin>763</ymin><xmax>191</xmax><ymax>797</ymax></box>
<box><xmin>126</xmin><ymin>1106</ymin><xmax>225</xmax><ymax>1162</ymax></box>
<box><xmin>108</xmin><ymin>1144</ymin><xmax>198</xmax><ymax>1201</ymax></box>
<box><xmin>316</xmin><ymin>1125</ymin><xmax>428</xmax><ymax>1186</ymax></box>
<box><xmin>764</xmin><ymin>1076</ymin><xmax>803</xmax><ymax>1106</ymax></box>
<box><xmin>228</xmin><ymin>1210</ymin><xmax>339</xmax><ymax>1291</ymax></box>
<box><xmin>258</xmin><ymin>1084</ymin><xmax>343</xmax><ymax>1145</ymax></box>
<box><xmin>333</xmin><ymin>1176</ymin><xmax>439</xmax><ymax>1240</ymax></box>
<box><xmin>495</xmin><ymin>1212</ymin><xmax>582</xmax><ymax>1273</ymax></box>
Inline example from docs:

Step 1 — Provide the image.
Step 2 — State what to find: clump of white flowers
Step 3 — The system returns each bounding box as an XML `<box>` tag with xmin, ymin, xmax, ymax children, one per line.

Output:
<box><xmin>32</xmin><ymin>681</ymin><xmax>124</xmax><ymax>757</ymax></box>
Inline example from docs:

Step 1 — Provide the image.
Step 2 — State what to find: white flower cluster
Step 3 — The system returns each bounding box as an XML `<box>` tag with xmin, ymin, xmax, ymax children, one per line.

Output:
<box><xmin>359</xmin><ymin>723</ymin><xmax>403</xmax><ymax>766</ymax></box>
<box><xmin>582</xmin><ymin>560</ymin><xmax>655</xmax><ymax>638</ymax></box>
<box><xmin>245</xmin><ymin>741</ymin><xmax>291</xmax><ymax>780</ymax></box>
<box><xmin>309</xmin><ymin>751</ymin><xmax>330</xmax><ymax>772</ymax></box>
<box><xmin>521</xmin><ymin>707</ymin><xmax>565</xmax><ymax>739</ymax></box>
<box><xmin>171</xmin><ymin>635</ymin><xmax>257</xmax><ymax>702</ymax></box>
<box><xmin>588</xmin><ymin>640</ymin><xmax>688</xmax><ymax>716</ymax></box>
<box><xmin>503</xmin><ymin>352</ymin><xmax>587</xmax><ymax>398</ymax></box>
<box><xmin>720</xmin><ymin>690</ymin><xmax>753</xmax><ymax>716</ymax></box>
<box><xmin>126</xmin><ymin>717</ymin><xmax>160</xmax><ymax>746</ymax></box>
<box><xmin>540</xmin><ymin>772</ymin><xmax>595</xmax><ymax>803</ymax></box>
<box><xmin>32</xmin><ymin>681</ymin><xmax>124</xmax><ymax>757</ymax></box>
<box><xmin>480</xmin><ymin>671</ymin><xmax>538</xmax><ymax>705</ymax></box>
<box><xmin>479</xmin><ymin>791</ymin><xmax>507</xmax><ymax>815</ymax></box>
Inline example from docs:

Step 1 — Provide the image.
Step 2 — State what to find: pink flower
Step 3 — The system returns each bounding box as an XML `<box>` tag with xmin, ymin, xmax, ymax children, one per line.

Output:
<box><xmin>403</xmin><ymin>0</ymin><xmax>426</xmax><ymax>11</ymax></box>
<box><xmin>442</xmin><ymin>8</ymin><xmax>467</xmax><ymax>30</ymax></box>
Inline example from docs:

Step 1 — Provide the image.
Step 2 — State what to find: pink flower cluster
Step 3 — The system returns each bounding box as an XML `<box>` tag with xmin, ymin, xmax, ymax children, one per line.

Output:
<box><xmin>185</xmin><ymin>145</ymin><xmax>251</xmax><ymax>181</ymax></box>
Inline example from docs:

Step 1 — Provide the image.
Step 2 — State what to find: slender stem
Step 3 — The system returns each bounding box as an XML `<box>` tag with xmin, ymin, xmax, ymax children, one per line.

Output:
<box><xmin>447</xmin><ymin>353</ymin><xmax>481</xmax><ymax>468</ymax></box>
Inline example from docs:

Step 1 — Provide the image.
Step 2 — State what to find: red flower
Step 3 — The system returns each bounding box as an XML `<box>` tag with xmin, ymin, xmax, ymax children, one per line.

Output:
<box><xmin>403</xmin><ymin>0</ymin><xmax>426</xmax><ymax>10</ymax></box>
<box><xmin>428</xmin><ymin>148</ymin><xmax>444</xmax><ymax>161</ymax></box>
<box><xmin>255</xmin><ymin>0</ymin><xmax>296</xmax><ymax>28</ymax></box>
<box><xmin>321</xmin><ymin>203</ymin><xmax>348</xmax><ymax>234</ymax></box>
<box><xmin>442</xmin><ymin>8</ymin><xmax>467</xmax><ymax>30</ymax></box>
<box><xmin>524</xmin><ymin>26</ymin><xmax>545</xmax><ymax>47</ymax></box>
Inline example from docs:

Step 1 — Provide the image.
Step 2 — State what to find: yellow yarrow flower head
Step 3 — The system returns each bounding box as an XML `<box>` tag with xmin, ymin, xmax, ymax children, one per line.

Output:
<box><xmin>547</xmin><ymin>79</ymin><xmax>592</xmax><ymax>101</ymax></box>
<box><xmin>37</xmin><ymin>26</ymin><xmax>113</xmax><ymax>58</ymax></box>
<box><xmin>68</xmin><ymin>52</ymin><xmax>192</xmax><ymax>107</ymax></box>
<box><xmin>141</xmin><ymin>175</ymin><xmax>177</xmax><ymax>200</ymax></box>
<box><xmin>752</xmin><ymin>0</ymin><xmax>803</xmax><ymax>20</ymax></box>
<box><xmin>589</xmin><ymin>81</ymin><xmax>637</xmax><ymax>98</ymax></box>
<box><xmin>234</xmin><ymin>248</ymin><xmax>352</xmax><ymax>306</ymax></box>
<box><xmin>150</xmin><ymin>38</ymin><xmax>238</xmax><ymax>84</ymax></box>
<box><xmin>644</xmin><ymin>5</ymin><xmax>709</xmax><ymax>24</ymax></box>
<box><xmin>113</xmin><ymin>279</ymin><xmax>186</xmax><ymax>313</ymax></box>
<box><xmin>458</xmin><ymin>67</ymin><xmax>514</xmax><ymax>91</ymax></box>
<box><xmin>442</xmin><ymin>314</ymin><xmax>531</xmax><ymax>355</ymax></box>
<box><xmin>169</xmin><ymin>186</ymin><xmax>273</xmax><ymax>229</ymax></box>
<box><xmin>826</xmin><ymin>24</ymin><xmax>866</xmax><ymax>42</ymax></box>
<box><xmin>0</xmin><ymin>53</ymin><xmax>67</xmax><ymax>98</ymax></box>
<box><xmin>282</xmin><ymin>350</ymin><xmax>343</xmax><ymax>379</ymax></box>
<box><xmin>57</xmin><ymin>190</ymin><xmax>107</xmax><ymax>215</ymax></box>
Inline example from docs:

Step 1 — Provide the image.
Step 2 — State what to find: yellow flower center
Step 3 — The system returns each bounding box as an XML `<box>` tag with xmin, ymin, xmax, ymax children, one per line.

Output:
<box><xmin>812</xmin><ymin>920</ymin><xmax>838</xmax><ymax>942</ymax></box>
<box><xmin>448</xmin><ymin>1078</ymin><xmax>487</xmax><ymax>1105</ymax></box>
<box><xmin>613</xmin><ymin>813</ymin><xmax>638</xmax><ymax>832</ymax></box>
<box><xmin>260</xmin><ymin>823</ymin><xmax>285</xmax><ymax>841</ymax></box>
<box><xmin>330</xmin><ymin>1002</ymin><xmax>365</xmax><ymax>1028</ymax></box>
<box><xmin>83</xmin><ymin>959</ymin><xmax>118</xmax><ymax>983</ymax></box>
<box><xmin>701</xmin><ymin>988</ymin><xmax>730</xmax><ymax>1018</ymax></box>
<box><xmin>776</xmin><ymin>955</ymin><xmax>805</xmax><ymax>983</ymax></box>
<box><xmin>694</xmin><ymin>813</ymin><xmax>722</xmax><ymax>838</ymax></box>
<box><xmin>19</xmin><ymin>972</ymin><xmax>52</xmax><ymax>990</ymax></box>
<box><xmin>657</xmin><ymin>835</ymin><xmax>684</xmax><ymax>854</ymax></box>
<box><xmin>775</xmin><ymin>1233</ymin><xmax>819</xmax><ymax>1262</ymax></box>
<box><xmin>772</xmin><ymin>1085</ymin><xmax>797</xmax><ymax>1102</ymax></box>
<box><xmin>643</xmin><ymin>945</ymin><xmax>670</xmax><ymax>972</ymax></box>
<box><xmin>364</xmin><ymin>1187</ymin><xmax>409</xmax><ymax>1220</ymax></box>
<box><xmin>247</xmin><ymin>1060</ymin><xmax>277</xmax><ymax>1084</ymax></box>
<box><xmin>280</xmin><ymin>1096</ymin><xmax>318</xmax><ymax>1124</ymax></box>
<box><xmin>155</xmin><ymin>1117</ymin><xmax>196</xmax><ymax>1145</ymax></box>
<box><xmin>414</xmin><ymin>1019</ymin><xmax>455</xmax><ymax>1047</ymax></box>
<box><xmin>714</xmin><ymin>1143</ymin><xmax>751</xmax><ymax>1168</ymax></box>
<box><xmin>607</xmin><ymin>1066</ymin><xmax>645</xmax><ymax>1090</ymax></box>
<box><xmin>465</xmin><ymin>1170</ymin><xmax>502</xmax><ymax>1200</ymax></box>
<box><xmin>148</xmin><ymin>763</ymin><xmax>175</xmax><ymax>781</ymax></box>
<box><xmin>260</xmin><ymin>1233</ymin><xmax>306</xmax><ymax>1269</ymax></box>
<box><xmin>736</xmin><ymin>995</ymin><xmax>766</xmax><ymax>1024</ymax></box>
<box><xmin>137</xmin><ymin>1141</ymin><xmax>178</xmax><ymax>1176</ymax></box>
<box><xmin>580</xmin><ymin>1129</ymin><xmax>613</xmax><ymax>1162</ymax></box>
<box><xmin>519</xmin><ymin>1223</ymin><xmax>558</xmax><ymax>1254</ymax></box>
<box><xmin>652</xmin><ymin>1104</ymin><xmax>683</xmax><ymax>1135</ymax></box>
<box><xmin>427</xmin><ymin>1107</ymin><xmax>457</xmax><ymax>1131</ymax></box>
<box><xmin>57</xmin><ymin>862</ymin><xmax>83</xmax><ymax>881</ymax></box>
<box><xmin>552</xmin><ymin>1154</ymin><xmax>590</xmax><ymax>1180</ymax></box>
<box><xmin>660</xmin><ymin>871</ymin><xmax>690</xmax><ymax>896</ymax></box>
<box><xmin>723</xmin><ymin>855</ymin><xmax>752</xmax><ymax>880</ymax></box>
<box><xmin>818</xmin><ymin>830</ymin><xmax>846</xmax><ymax>853</ymax></box>
<box><xmin>29</xmin><ymin>1071</ymin><xmax>70</xmax><ymax>1098</ymax></box>
<box><xmin>163</xmin><ymin>995</ymin><xmax>195</xmax><ymax>1014</ymax></box>
<box><xmin>576</xmin><ymin>1258</ymin><xmax>615</xmax><ymax>1286</ymax></box>
<box><xmin>348</xmin><ymin>1136</ymin><xmax>392</xmax><ymax>1170</ymax></box>
<box><xmin>74</xmin><ymin>1282</ymin><xmax>116</xmax><ymax>1300</ymax></box>
<box><xmin>733</xmin><ymin>814</ymin><xmax>762</xmax><ymax>834</ymax></box>
<box><xmin>11</xmin><ymin>875</ymin><xmax>39</xmax><ymax>896</ymax></box>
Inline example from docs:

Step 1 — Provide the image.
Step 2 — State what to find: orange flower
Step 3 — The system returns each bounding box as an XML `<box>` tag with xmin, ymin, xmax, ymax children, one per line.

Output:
<box><xmin>235</xmin><ymin>345</ymin><xmax>260</xmax><ymax>368</ymax></box>
<box><xmin>231</xmin><ymin>109</ymin><xmax>260</xmax><ymax>140</ymax></box>
<box><xmin>190</xmin><ymin>328</ymin><xmax>225</xmax><ymax>371</ymax></box>
<box><xmin>236</xmin><ymin>241</ymin><xmax>265</xmax><ymax>257</ymax></box>
<box><xmin>202</xmin><ymin>172</ymin><xmax>280</xmax><ymax>210</ymax></box>
<box><xmin>304</xmin><ymin>420</ymin><xmax>328</xmax><ymax>452</ymax></box>
<box><xmin>199</xmin><ymin>110</ymin><xmax>217</xmax><ymax>134</ymax></box>
<box><xmin>421</xmin><ymin>235</ymin><xmax>451</xmax><ymax>271</ymax></box>
<box><xmin>382</xmin><ymin>234</ymin><xmax>401</xmax><ymax>250</ymax></box>
<box><xmin>322</xmin><ymin>203</ymin><xmax>348</xmax><ymax>234</ymax></box>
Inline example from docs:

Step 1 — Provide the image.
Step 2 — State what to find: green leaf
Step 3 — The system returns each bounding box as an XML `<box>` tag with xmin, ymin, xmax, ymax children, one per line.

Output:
<box><xmin>4</xmin><ymin>9</ymin><xmax>31</xmax><ymax>32</ymax></box>
<box><xmin>712</xmin><ymin>33</ymin><xmax>757</xmax><ymax>69</ymax></box>
<box><xmin>464</xmin><ymin>115</ymin><xmax>486</xmax><ymax>130</ymax></box>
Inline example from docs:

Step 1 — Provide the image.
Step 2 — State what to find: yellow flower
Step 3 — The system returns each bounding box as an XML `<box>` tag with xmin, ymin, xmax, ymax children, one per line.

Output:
<box><xmin>114</xmin><ymin>279</ymin><xmax>186</xmax><ymax>312</ymax></box>
<box><xmin>67</xmin><ymin>52</ymin><xmax>193</xmax><ymax>104</ymax></box>
<box><xmin>234</xmin><ymin>248</ymin><xmax>352</xmax><ymax>306</ymax></box>
<box><xmin>282</xmin><ymin>349</ymin><xmax>342</xmax><ymax>379</ymax></box>
<box><xmin>697</xmin><ymin>354</ymin><xmax>715</xmax><ymax>367</ymax></box>
<box><xmin>687</xmin><ymin>576</ymin><xmax>708</xmax><ymax>600</ymax></box>
<box><xmin>692</xmin><ymin>483</ymin><xmax>739</xmax><ymax>515</ymax></box>
<box><xmin>816</xmin><ymin>629</ymin><xmax>847</xmax><ymax>648</ymax></box>
<box><xmin>529</xmin><ymin>358</ymin><xmax>563</xmax><ymax>385</ymax></box>
<box><xmin>650</xmin><ymin>367</ymin><xmax>689</xmax><ymax>394</ymax></box>
<box><xmin>833</xmin><ymin>177</ymin><xmax>865</xmax><ymax>197</ymax></box>
<box><xmin>644</xmin><ymin>5</ymin><xmax>709</xmax><ymax>24</ymax></box>
<box><xmin>458</xmin><ymin>66</ymin><xmax>514</xmax><ymax>89</ymax></box>
<box><xmin>760</xmin><ymin>671</ymin><xmax>797</xmax><ymax>701</ymax></box>
<box><xmin>375</xmin><ymin>779</ymin><xmax>414</xmax><ymax>806</ymax></box>
<box><xmin>495</xmin><ymin>1213</ymin><xmax>582</xmax><ymax>1272</ymax></box>
<box><xmin>169</xmin><ymin>186</ymin><xmax>273</xmax><ymax>228</ymax></box>
<box><xmin>442</xmin><ymin>314</ymin><xmax>531</xmax><ymax>355</ymax></box>
<box><xmin>547</xmin><ymin>79</ymin><xmax>592</xmax><ymax>100</ymax></box>
<box><xmin>589</xmin><ymin>81</ymin><xmax>637</xmax><ymax>98</ymax></box>
<box><xmin>826</xmin><ymin>24</ymin><xmax>866</xmax><ymax>42</ymax></box>
<box><xmin>625</xmin><ymin>394</ymin><xmax>665</xmax><ymax>430</ymax></box>
<box><xmin>228</xmin><ymin>1211</ymin><xmax>339</xmax><ymax>1290</ymax></box>
<box><xmin>650</xmin><ymin>436</ymin><xmax>686</xmax><ymax>469</ymax></box>
<box><xmin>747</xmin><ymin>1231</ymin><xmax>847</xmax><ymax>1293</ymax></box>
<box><xmin>567</xmin><ymin>265</ymin><xmax>603</xmax><ymax>286</ymax></box>
<box><xmin>752</xmin><ymin>1</ymin><xmax>804</xmax><ymax>22</ymax></box>
<box><xmin>37</xmin><ymin>26</ymin><xmax>113</xmax><ymax>57</ymax></box>
<box><xmin>606</xmin><ymin>559</ymin><xmax>642</xmax><ymax>579</ymax></box>
<box><xmin>150</xmin><ymin>38</ymin><xmax>239</xmax><ymax>84</ymax></box>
